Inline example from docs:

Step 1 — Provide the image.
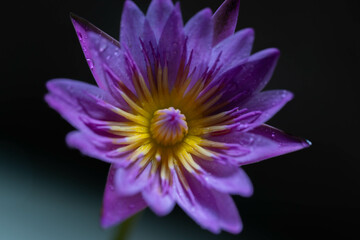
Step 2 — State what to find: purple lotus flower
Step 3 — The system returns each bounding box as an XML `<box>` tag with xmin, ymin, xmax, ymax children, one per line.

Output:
<box><xmin>45</xmin><ymin>0</ymin><xmax>310</xmax><ymax>234</ymax></box>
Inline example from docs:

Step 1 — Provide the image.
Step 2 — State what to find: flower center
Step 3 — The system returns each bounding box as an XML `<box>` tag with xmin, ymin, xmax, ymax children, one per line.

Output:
<box><xmin>150</xmin><ymin>107</ymin><xmax>188</xmax><ymax>146</ymax></box>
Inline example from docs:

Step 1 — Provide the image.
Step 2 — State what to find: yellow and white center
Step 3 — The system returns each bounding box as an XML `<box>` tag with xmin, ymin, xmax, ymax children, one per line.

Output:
<box><xmin>98</xmin><ymin>57</ymin><xmax>236</xmax><ymax>189</ymax></box>
<box><xmin>150</xmin><ymin>107</ymin><xmax>188</xmax><ymax>146</ymax></box>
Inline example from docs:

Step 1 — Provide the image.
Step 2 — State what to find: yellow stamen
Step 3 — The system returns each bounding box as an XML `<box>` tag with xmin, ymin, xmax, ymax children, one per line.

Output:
<box><xmin>100</xmin><ymin>57</ymin><xmax>237</xmax><ymax>188</ymax></box>
<box><xmin>119</xmin><ymin>91</ymin><xmax>150</xmax><ymax>118</ymax></box>
<box><xmin>150</xmin><ymin>107</ymin><xmax>188</xmax><ymax>146</ymax></box>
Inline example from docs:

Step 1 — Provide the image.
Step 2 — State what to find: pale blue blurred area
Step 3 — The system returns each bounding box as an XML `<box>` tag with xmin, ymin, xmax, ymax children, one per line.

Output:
<box><xmin>0</xmin><ymin>143</ymin><xmax>259</xmax><ymax>240</ymax></box>
<box><xmin>0</xmin><ymin>146</ymin><xmax>115</xmax><ymax>240</ymax></box>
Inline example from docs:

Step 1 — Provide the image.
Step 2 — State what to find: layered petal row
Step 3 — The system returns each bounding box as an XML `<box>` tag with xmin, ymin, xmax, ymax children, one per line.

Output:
<box><xmin>45</xmin><ymin>0</ymin><xmax>310</xmax><ymax>234</ymax></box>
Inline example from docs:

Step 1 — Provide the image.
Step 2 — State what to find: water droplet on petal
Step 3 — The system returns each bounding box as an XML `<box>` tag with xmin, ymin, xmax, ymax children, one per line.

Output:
<box><xmin>87</xmin><ymin>58</ymin><xmax>94</xmax><ymax>70</ymax></box>
<box><xmin>129</xmin><ymin>204</ymin><xmax>135</xmax><ymax>209</ymax></box>
<box><xmin>77</xmin><ymin>32</ymin><xmax>83</xmax><ymax>41</ymax></box>
<box><xmin>305</xmin><ymin>139</ymin><xmax>312</xmax><ymax>146</ymax></box>
<box><xmin>99</xmin><ymin>40</ymin><xmax>107</xmax><ymax>52</ymax></box>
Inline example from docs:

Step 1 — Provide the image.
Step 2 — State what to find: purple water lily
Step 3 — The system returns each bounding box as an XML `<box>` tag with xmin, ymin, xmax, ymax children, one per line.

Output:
<box><xmin>45</xmin><ymin>0</ymin><xmax>310</xmax><ymax>234</ymax></box>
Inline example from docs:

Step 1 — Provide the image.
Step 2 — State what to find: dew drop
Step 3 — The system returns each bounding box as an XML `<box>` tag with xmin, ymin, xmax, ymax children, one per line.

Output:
<box><xmin>87</xmin><ymin>58</ymin><xmax>94</xmax><ymax>70</ymax></box>
<box><xmin>305</xmin><ymin>139</ymin><xmax>312</xmax><ymax>146</ymax></box>
<box><xmin>77</xmin><ymin>32</ymin><xmax>83</xmax><ymax>41</ymax></box>
<box><xmin>99</xmin><ymin>40</ymin><xmax>107</xmax><ymax>52</ymax></box>
<box><xmin>129</xmin><ymin>204</ymin><xmax>135</xmax><ymax>209</ymax></box>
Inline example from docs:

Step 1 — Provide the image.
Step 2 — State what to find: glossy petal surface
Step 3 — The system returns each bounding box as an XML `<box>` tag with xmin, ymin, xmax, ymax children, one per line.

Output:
<box><xmin>101</xmin><ymin>165</ymin><xmax>147</xmax><ymax>228</ymax></box>
<box><xmin>212</xmin><ymin>0</ymin><xmax>241</xmax><ymax>45</ymax></box>
<box><xmin>46</xmin><ymin>0</ymin><xmax>310</xmax><ymax>234</ymax></box>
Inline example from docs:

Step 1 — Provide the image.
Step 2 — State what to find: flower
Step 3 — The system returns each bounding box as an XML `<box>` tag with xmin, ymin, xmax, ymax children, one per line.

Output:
<box><xmin>45</xmin><ymin>0</ymin><xmax>311</xmax><ymax>234</ymax></box>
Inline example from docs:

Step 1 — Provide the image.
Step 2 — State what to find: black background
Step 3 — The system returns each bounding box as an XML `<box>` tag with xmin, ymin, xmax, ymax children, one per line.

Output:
<box><xmin>1</xmin><ymin>0</ymin><xmax>359</xmax><ymax>239</ymax></box>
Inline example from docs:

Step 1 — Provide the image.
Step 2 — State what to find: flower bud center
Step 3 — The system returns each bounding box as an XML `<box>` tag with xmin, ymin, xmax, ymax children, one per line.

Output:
<box><xmin>150</xmin><ymin>107</ymin><xmax>188</xmax><ymax>146</ymax></box>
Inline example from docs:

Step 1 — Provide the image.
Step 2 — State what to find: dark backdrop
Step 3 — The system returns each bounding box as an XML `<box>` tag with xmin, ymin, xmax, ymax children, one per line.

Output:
<box><xmin>1</xmin><ymin>0</ymin><xmax>359</xmax><ymax>239</ymax></box>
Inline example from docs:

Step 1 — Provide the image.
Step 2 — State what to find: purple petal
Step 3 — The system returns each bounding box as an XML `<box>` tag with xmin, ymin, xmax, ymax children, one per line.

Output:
<box><xmin>184</xmin><ymin>8</ymin><xmax>213</xmax><ymax>80</ymax></box>
<box><xmin>66</xmin><ymin>131</ymin><xmax>130</xmax><ymax>164</ymax></box>
<box><xmin>197</xmin><ymin>158</ymin><xmax>253</xmax><ymax>197</ymax></box>
<box><xmin>158</xmin><ymin>3</ymin><xmax>185</xmax><ymax>89</ymax></box>
<box><xmin>216</xmin><ymin>48</ymin><xmax>280</xmax><ymax>109</ymax></box>
<box><xmin>241</xmin><ymin>90</ymin><xmax>294</xmax><ymax>127</ymax></box>
<box><xmin>173</xmin><ymin>172</ymin><xmax>242</xmax><ymax>234</ymax></box>
<box><xmin>142</xmin><ymin>18</ymin><xmax>158</xmax><ymax>57</ymax></box>
<box><xmin>114</xmin><ymin>163</ymin><xmax>152</xmax><ymax>196</ymax></box>
<box><xmin>146</xmin><ymin>0</ymin><xmax>174</xmax><ymax>40</ymax></box>
<box><xmin>210</xmin><ymin>124</ymin><xmax>311</xmax><ymax>166</ymax></box>
<box><xmin>211</xmin><ymin>28</ymin><xmax>254</xmax><ymax>74</ymax></box>
<box><xmin>66</xmin><ymin>131</ymin><xmax>112</xmax><ymax>162</ymax></box>
<box><xmin>45</xmin><ymin>79</ymin><xmax>125</xmax><ymax>131</ymax></box>
<box><xmin>101</xmin><ymin>165</ymin><xmax>147</xmax><ymax>228</ymax></box>
<box><xmin>212</xmin><ymin>0</ymin><xmax>241</xmax><ymax>46</ymax></box>
<box><xmin>142</xmin><ymin>174</ymin><xmax>175</xmax><ymax>216</ymax></box>
<box><xmin>120</xmin><ymin>1</ymin><xmax>146</xmax><ymax>73</ymax></box>
<box><xmin>70</xmin><ymin>14</ymin><xmax>135</xmax><ymax>93</ymax></box>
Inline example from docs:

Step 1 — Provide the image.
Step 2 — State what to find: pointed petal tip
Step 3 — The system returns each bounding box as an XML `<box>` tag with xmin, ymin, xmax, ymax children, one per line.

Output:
<box><xmin>45</xmin><ymin>79</ymin><xmax>67</xmax><ymax>99</ymax></box>
<box><xmin>201</xmin><ymin>7</ymin><xmax>213</xmax><ymax>17</ymax></box>
<box><xmin>69</xmin><ymin>12</ymin><xmax>87</xmax><ymax>28</ymax></box>
<box><xmin>45</xmin><ymin>78</ymin><xmax>66</xmax><ymax>92</ymax></box>
<box><xmin>69</xmin><ymin>13</ymin><xmax>93</xmax><ymax>37</ymax></box>
<box><xmin>69</xmin><ymin>12</ymin><xmax>77</xmax><ymax>20</ymax></box>
<box><xmin>264</xmin><ymin>48</ymin><xmax>281</xmax><ymax>57</ymax></box>
<box><xmin>146</xmin><ymin>0</ymin><xmax>175</xmax><ymax>15</ymax></box>
<box><xmin>212</xmin><ymin>0</ymin><xmax>241</xmax><ymax>45</ymax></box>
<box><xmin>250</xmin><ymin>48</ymin><xmax>280</xmax><ymax>63</ymax></box>
<box><xmin>146</xmin><ymin>0</ymin><xmax>175</xmax><ymax>38</ymax></box>
<box><xmin>99</xmin><ymin>204</ymin><xmax>110</xmax><ymax>228</ymax></box>
<box><xmin>123</xmin><ymin>0</ymin><xmax>137</xmax><ymax>9</ymax></box>
<box><xmin>65</xmin><ymin>131</ymin><xmax>78</xmax><ymax>148</ymax></box>
<box><xmin>45</xmin><ymin>79</ymin><xmax>54</xmax><ymax>91</ymax></box>
<box><xmin>215</xmin><ymin>0</ymin><xmax>241</xmax><ymax>14</ymax></box>
<box><xmin>278</xmin><ymin>89</ymin><xmax>294</xmax><ymax>102</ymax></box>
<box><xmin>44</xmin><ymin>93</ymin><xmax>53</xmax><ymax>109</ymax></box>
<box><xmin>243</xmin><ymin>27</ymin><xmax>255</xmax><ymax>37</ymax></box>
<box><xmin>174</xmin><ymin>1</ymin><xmax>181</xmax><ymax>11</ymax></box>
<box><xmin>226</xmin><ymin>221</ymin><xmax>243</xmax><ymax>235</ymax></box>
<box><xmin>100</xmin><ymin>212</ymin><xmax>119</xmax><ymax>229</ymax></box>
<box><xmin>292</xmin><ymin>137</ymin><xmax>312</xmax><ymax>152</ymax></box>
<box><xmin>69</xmin><ymin>12</ymin><xmax>110</xmax><ymax>41</ymax></box>
<box><xmin>241</xmin><ymin>183</ymin><xmax>254</xmax><ymax>198</ymax></box>
<box><xmin>264</xmin><ymin>124</ymin><xmax>312</xmax><ymax>151</ymax></box>
<box><xmin>100</xmin><ymin>218</ymin><xmax>111</xmax><ymax>229</ymax></box>
<box><xmin>153</xmin><ymin>0</ymin><xmax>174</xmax><ymax>5</ymax></box>
<box><xmin>304</xmin><ymin>139</ymin><xmax>312</xmax><ymax>147</ymax></box>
